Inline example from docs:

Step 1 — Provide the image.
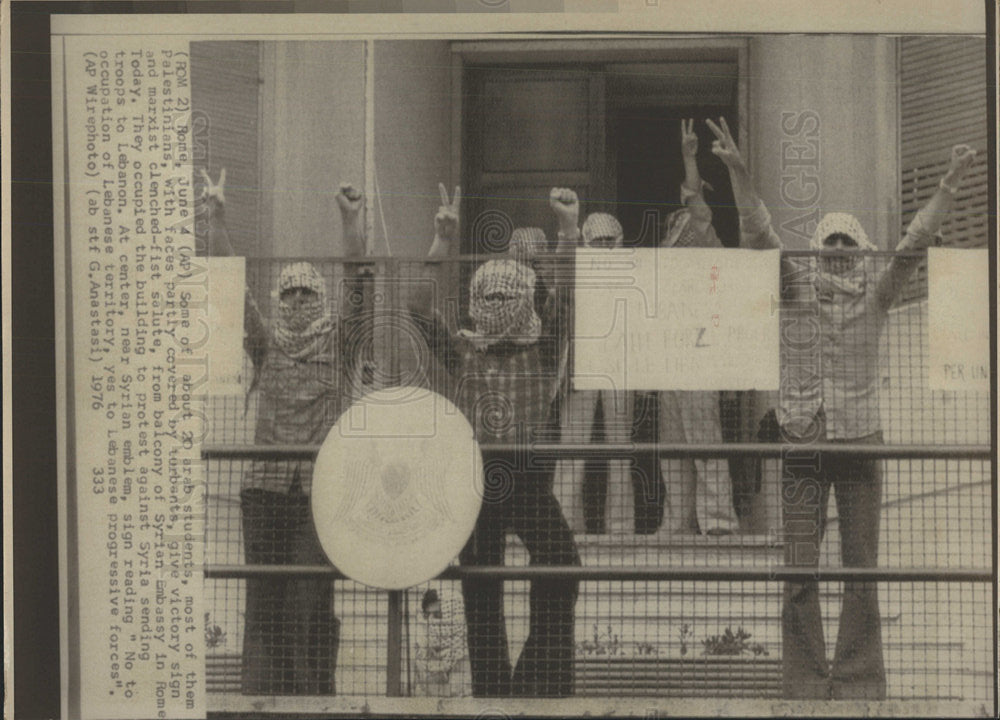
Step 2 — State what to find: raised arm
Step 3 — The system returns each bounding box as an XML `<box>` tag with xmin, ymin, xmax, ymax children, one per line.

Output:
<box><xmin>706</xmin><ymin>117</ymin><xmax>782</xmax><ymax>252</ymax></box>
<box><xmin>409</xmin><ymin>182</ymin><xmax>462</xmax><ymax>312</ymax></box>
<box><xmin>428</xmin><ymin>182</ymin><xmax>461</xmax><ymax>259</ymax></box>
<box><xmin>199</xmin><ymin>168</ymin><xmax>268</xmax><ymax>366</ymax></box>
<box><xmin>874</xmin><ymin>144</ymin><xmax>978</xmax><ymax>310</ymax></box>
<box><xmin>200</xmin><ymin>167</ymin><xmax>235</xmax><ymax>257</ymax></box>
<box><xmin>545</xmin><ymin>187</ymin><xmax>581</xmax><ymax>288</ymax></box>
<box><xmin>679</xmin><ymin>118</ymin><xmax>714</xmax><ymax>232</ymax></box>
<box><xmin>543</xmin><ymin>188</ymin><xmax>580</xmax><ymax>383</ymax></box>
<box><xmin>550</xmin><ymin>187</ymin><xmax>581</xmax><ymax>252</ymax></box>
<box><xmin>335</xmin><ymin>182</ymin><xmax>366</xmax><ymax>258</ymax></box>
<box><xmin>334</xmin><ymin>182</ymin><xmax>370</xmax><ymax>333</ymax></box>
<box><xmin>408</xmin><ymin>183</ymin><xmax>463</xmax><ymax>373</ymax></box>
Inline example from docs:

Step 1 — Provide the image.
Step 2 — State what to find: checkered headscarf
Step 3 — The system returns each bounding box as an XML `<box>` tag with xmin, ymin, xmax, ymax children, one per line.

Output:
<box><xmin>278</xmin><ymin>261</ymin><xmax>327</xmax><ymax>296</ymax></box>
<box><xmin>460</xmin><ymin>259</ymin><xmax>541</xmax><ymax>350</ymax></box>
<box><xmin>662</xmin><ymin>208</ymin><xmax>694</xmax><ymax>248</ymax></box>
<box><xmin>661</xmin><ymin>207</ymin><xmax>722</xmax><ymax>248</ymax></box>
<box><xmin>272</xmin><ymin>261</ymin><xmax>335</xmax><ymax>360</ymax></box>
<box><xmin>582</xmin><ymin>213</ymin><xmax>624</xmax><ymax>248</ymax></box>
<box><xmin>508</xmin><ymin>227</ymin><xmax>547</xmax><ymax>264</ymax></box>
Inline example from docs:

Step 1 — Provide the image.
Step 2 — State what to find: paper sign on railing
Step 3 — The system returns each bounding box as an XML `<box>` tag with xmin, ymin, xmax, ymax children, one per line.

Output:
<box><xmin>572</xmin><ymin>248</ymin><xmax>781</xmax><ymax>391</ymax></box>
<box><xmin>928</xmin><ymin>248</ymin><xmax>989</xmax><ymax>392</ymax></box>
<box><xmin>207</xmin><ymin>257</ymin><xmax>247</xmax><ymax>395</ymax></box>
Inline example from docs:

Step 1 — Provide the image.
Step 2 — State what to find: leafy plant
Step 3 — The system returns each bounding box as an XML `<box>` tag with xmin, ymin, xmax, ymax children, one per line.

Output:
<box><xmin>701</xmin><ymin>626</ymin><xmax>769</xmax><ymax>657</ymax></box>
<box><xmin>204</xmin><ymin>612</ymin><xmax>226</xmax><ymax>648</ymax></box>
<box><xmin>678</xmin><ymin>623</ymin><xmax>693</xmax><ymax>657</ymax></box>
<box><xmin>577</xmin><ymin>623</ymin><xmax>663</xmax><ymax>657</ymax></box>
<box><xmin>634</xmin><ymin>641</ymin><xmax>659</xmax><ymax>656</ymax></box>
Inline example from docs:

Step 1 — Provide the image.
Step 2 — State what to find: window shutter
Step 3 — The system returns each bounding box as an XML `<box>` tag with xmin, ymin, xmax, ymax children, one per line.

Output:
<box><xmin>898</xmin><ymin>37</ymin><xmax>988</xmax><ymax>304</ymax></box>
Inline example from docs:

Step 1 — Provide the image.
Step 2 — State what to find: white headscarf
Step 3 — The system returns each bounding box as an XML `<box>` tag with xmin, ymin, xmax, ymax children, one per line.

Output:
<box><xmin>810</xmin><ymin>212</ymin><xmax>875</xmax><ymax>298</ymax></box>
<box><xmin>809</xmin><ymin>213</ymin><xmax>876</xmax><ymax>252</ymax></box>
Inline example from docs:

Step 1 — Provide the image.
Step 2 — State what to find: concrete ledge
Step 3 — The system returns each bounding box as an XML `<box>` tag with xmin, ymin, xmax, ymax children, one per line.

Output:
<box><xmin>208</xmin><ymin>695</ymin><xmax>993</xmax><ymax>718</ymax></box>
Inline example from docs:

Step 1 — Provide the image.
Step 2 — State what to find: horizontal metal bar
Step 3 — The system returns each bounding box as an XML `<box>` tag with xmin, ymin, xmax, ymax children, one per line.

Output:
<box><xmin>241</xmin><ymin>250</ymin><xmax>932</xmax><ymax>263</ymax></box>
<box><xmin>201</xmin><ymin>442</ymin><xmax>992</xmax><ymax>461</ymax></box>
<box><xmin>203</xmin><ymin>564</ymin><xmax>992</xmax><ymax>583</ymax></box>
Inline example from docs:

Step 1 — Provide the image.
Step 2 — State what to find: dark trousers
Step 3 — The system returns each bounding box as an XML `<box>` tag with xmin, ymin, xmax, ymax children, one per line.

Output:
<box><xmin>781</xmin><ymin>427</ymin><xmax>886</xmax><ymax>700</ymax></box>
<box><xmin>240</xmin><ymin>488</ymin><xmax>340</xmax><ymax>696</ymax></box>
<box><xmin>459</xmin><ymin>451</ymin><xmax>581</xmax><ymax>697</ymax></box>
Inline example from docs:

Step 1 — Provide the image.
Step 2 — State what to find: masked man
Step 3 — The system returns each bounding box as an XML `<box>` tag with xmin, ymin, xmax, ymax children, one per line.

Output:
<box><xmin>202</xmin><ymin>169</ymin><xmax>366</xmax><ymax>696</ymax></box>
<box><xmin>409</xmin><ymin>184</ymin><xmax>580</xmax><ymax>697</ymax></box>
<box><xmin>415</xmin><ymin>588</ymin><xmax>471</xmax><ymax>697</ymax></box>
<box><xmin>657</xmin><ymin>119</ymin><xmax>740</xmax><ymax>536</ymax></box>
<box><xmin>556</xmin><ymin>212</ymin><xmax>637</xmax><ymax>534</ymax></box>
<box><xmin>707</xmin><ymin>116</ymin><xmax>977</xmax><ymax>699</ymax></box>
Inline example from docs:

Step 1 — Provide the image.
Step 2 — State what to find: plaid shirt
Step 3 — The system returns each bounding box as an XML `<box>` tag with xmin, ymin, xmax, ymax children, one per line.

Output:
<box><xmin>413</xmin><ymin>279</ymin><xmax>570</xmax><ymax>448</ymax></box>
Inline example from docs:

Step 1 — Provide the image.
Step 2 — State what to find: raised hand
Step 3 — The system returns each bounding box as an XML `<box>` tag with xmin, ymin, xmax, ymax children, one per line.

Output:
<box><xmin>434</xmin><ymin>182</ymin><xmax>461</xmax><ymax>242</ymax></box>
<box><xmin>706</xmin><ymin>117</ymin><xmax>746</xmax><ymax>173</ymax></box>
<box><xmin>680</xmin><ymin>118</ymin><xmax>698</xmax><ymax>159</ymax></box>
<box><xmin>945</xmin><ymin>144</ymin><xmax>977</xmax><ymax>183</ymax></box>
<box><xmin>336</xmin><ymin>182</ymin><xmax>364</xmax><ymax>216</ymax></box>
<box><xmin>199</xmin><ymin>167</ymin><xmax>226</xmax><ymax>205</ymax></box>
<box><xmin>549</xmin><ymin>187</ymin><xmax>580</xmax><ymax>234</ymax></box>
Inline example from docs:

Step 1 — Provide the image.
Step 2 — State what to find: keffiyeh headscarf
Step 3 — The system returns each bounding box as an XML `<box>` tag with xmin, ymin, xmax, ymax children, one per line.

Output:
<box><xmin>661</xmin><ymin>208</ymin><xmax>721</xmax><ymax>249</ymax></box>
<box><xmin>582</xmin><ymin>213</ymin><xmax>624</xmax><ymax>248</ymax></box>
<box><xmin>272</xmin><ymin>261</ymin><xmax>335</xmax><ymax>360</ymax></box>
<box><xmin>459</xmin><ymin>259</ymin><xmax>541</xmax><ymax>351</ymax></box>
<box><xmin>810</xmin><ymin>212</ymin><xmax>876</xmax><ymax>298</ymax></box>
<box><xmin>508</xmin><ymin>226</ymin><xmax>547</xmax><ymax>264</ymax></box>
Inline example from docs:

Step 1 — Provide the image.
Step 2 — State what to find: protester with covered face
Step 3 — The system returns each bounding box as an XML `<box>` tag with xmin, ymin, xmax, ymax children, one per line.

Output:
<box><xmin>201</xmin><ymin>168</ymin><xmax>367</xmax><ymax>696</ymax></box>
<box><xmin>706</xmin><ymin>117</ymin><xmax>978</xmax><ymax>699</ymax></box>
<box><xmin>414</xmin><ymin>588</ymin><xmax>471</xmax><ymax>697</ymax></box>
<box><xmin>409</xmin><ymin>184</ymin><xmax>580</xmax><ymax>697</ymax></box>
<box><xmin>555</xmin><ymin>210</ymin><xmax>637</xmax><ymax>534</ymax></box>
<box><xmin>656</xmin><ymin>118</ymin><xmax>740</xmax><ymax>536</ymax></box>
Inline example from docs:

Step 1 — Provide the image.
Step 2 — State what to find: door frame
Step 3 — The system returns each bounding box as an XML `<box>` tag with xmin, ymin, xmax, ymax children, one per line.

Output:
<box><xmin>449</xmin><ymin>37</ymin><xmax>750</xmax><ymax>209</ymax></box>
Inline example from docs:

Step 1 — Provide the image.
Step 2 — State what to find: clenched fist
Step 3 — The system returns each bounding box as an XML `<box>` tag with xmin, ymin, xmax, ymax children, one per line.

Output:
<box><xmin>549</xmin><ymin>187</ymin><xmax>579</xmax><ymax>234</ymax></box>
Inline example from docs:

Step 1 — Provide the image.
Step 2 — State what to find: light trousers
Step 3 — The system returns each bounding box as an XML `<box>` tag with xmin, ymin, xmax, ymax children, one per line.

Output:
<box><xmin>657</xmin><ymin>391</ymin><xmax>738</xmax><ymax>534</ymax></box>
<box><xmin>555</xmin><ymin>389</ymin><xmax>636</xmax><ymax>533</ymax></box>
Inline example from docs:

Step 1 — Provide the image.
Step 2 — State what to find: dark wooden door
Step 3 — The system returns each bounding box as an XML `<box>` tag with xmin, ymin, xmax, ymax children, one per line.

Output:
<box><xmin>462</xmin><ymin>66</ymin><xmax>610</xmax><ymax>254</ymax></box>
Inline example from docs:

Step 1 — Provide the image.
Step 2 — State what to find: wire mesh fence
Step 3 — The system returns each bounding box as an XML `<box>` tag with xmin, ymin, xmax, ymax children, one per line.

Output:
<box><xmin>201</xmin><ymin>253</ymin><xmax>992</xmax><ymax>708</ymax></box>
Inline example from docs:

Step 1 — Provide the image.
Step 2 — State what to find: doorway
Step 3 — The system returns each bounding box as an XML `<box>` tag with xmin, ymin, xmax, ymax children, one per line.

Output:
<box><xmin>457</xmin><ymin>44</ymin><xmax>747</xmax><ymax>534</ymax></box>
<box><xmin>461</xmin><ymin>56</ymin><xmax>741</xmax><ymax>252</ymax></box>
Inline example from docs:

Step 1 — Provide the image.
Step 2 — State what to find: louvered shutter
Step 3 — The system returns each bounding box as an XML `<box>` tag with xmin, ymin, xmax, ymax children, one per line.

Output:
<box><xmin>191</xmin><ymin>41</ymin><xmax>263</xmax><ymax>256</ymax></box>
<box><xmin>898</xmin><ymin>37</ymin><xmax>988</xmax><ymax>303</ymax></box>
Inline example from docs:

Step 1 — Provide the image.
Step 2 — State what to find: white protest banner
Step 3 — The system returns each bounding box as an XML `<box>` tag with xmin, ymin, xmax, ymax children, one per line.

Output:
<box><xmin>928</xmin><ymin>247</ymin><xmax>989</xmax><ymax>392</ymax></box>
<box><xmin>573</xmin><ymin>248</ymin><xmax>780</xmax><ymax>391</ymax></box>
<box><xmin>206</xmin><ymin>257</ymin><xmax>246</xmax><ymax>395</ymax></box>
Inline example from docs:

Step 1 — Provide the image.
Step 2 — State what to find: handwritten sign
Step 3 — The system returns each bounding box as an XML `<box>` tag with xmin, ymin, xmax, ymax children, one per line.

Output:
<box><xmin>206</xmin><ymin>257</ymin><xmax>246</xmax><ymax>395</ymax></box>
<box><xmin>928</xmin><ymin>248</ymin><xmax>989</xmax><ymax>392</ymax></box>
<box><xmin>573</xmin><ymin>248</ymin><xmax>780</xmax><ymax>391</ymax></box>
